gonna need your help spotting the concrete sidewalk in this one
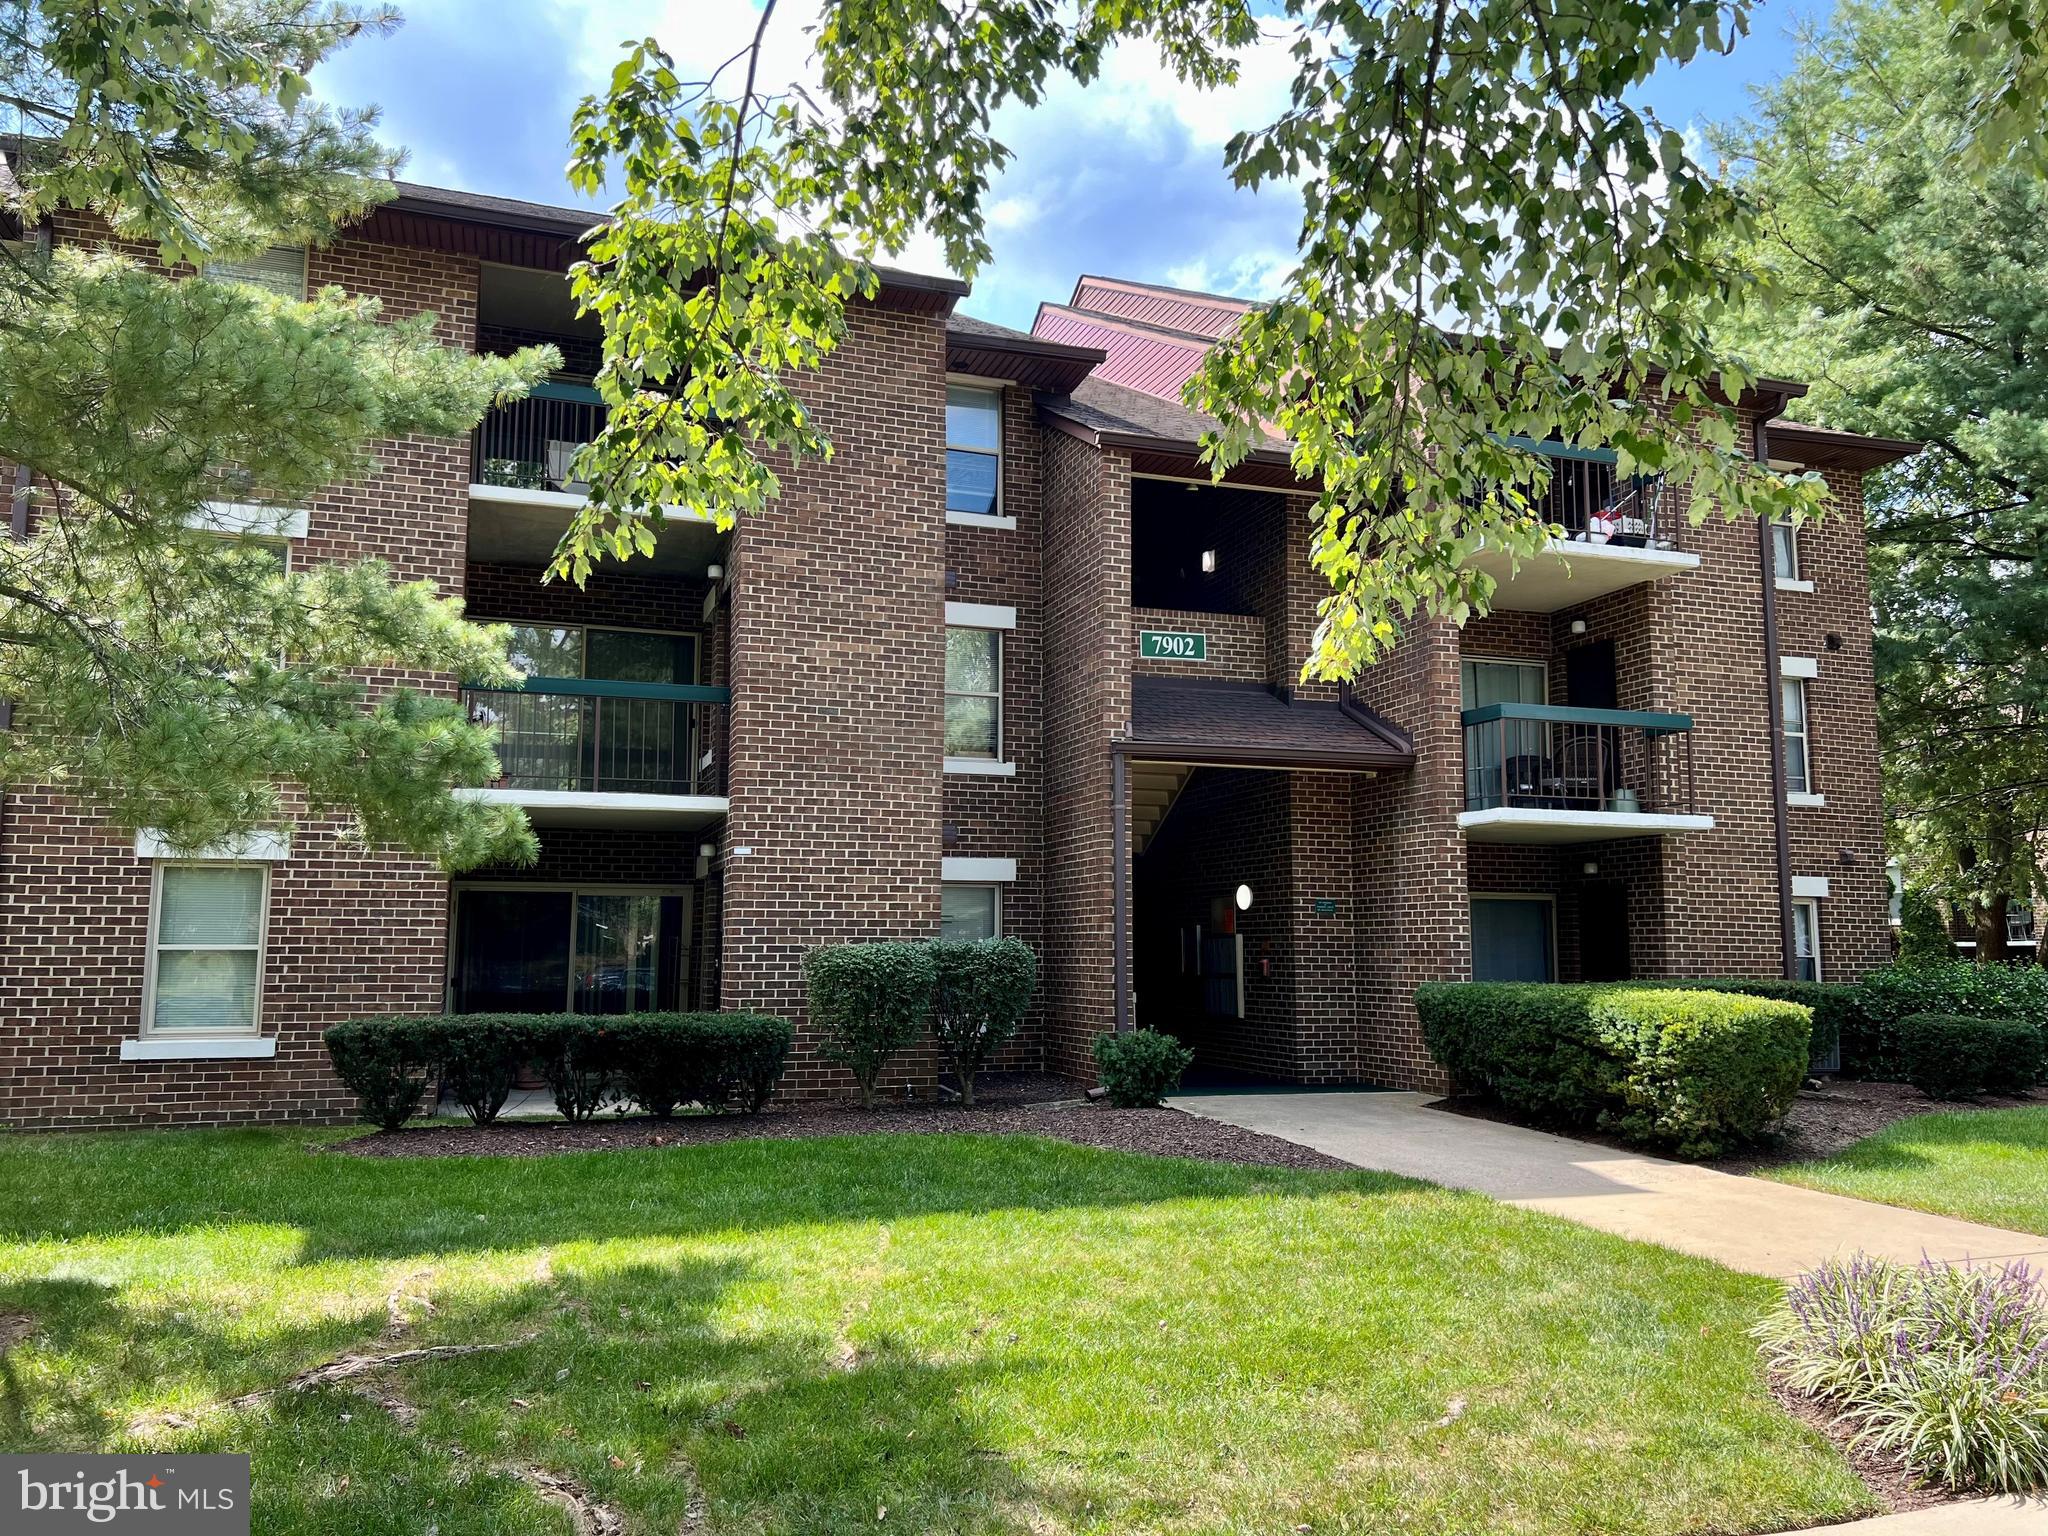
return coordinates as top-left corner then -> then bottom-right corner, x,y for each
1785,1496 -> 2048,1533
1169,1090 -> 2048,1279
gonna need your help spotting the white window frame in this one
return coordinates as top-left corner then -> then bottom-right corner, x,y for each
203,245 -> 309,300
945,383 -> 1006,526
1781,676 -> 1815,798
939,883 -> 1004,941
2007,906 -> 2038,947
1791,897 -> 1823,981
141,861 -> 272,1039
943,624 -> 1005,771
1770,520 -> 1812,591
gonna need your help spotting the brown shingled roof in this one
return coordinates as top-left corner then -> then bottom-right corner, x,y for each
1123,678 -> 1414,771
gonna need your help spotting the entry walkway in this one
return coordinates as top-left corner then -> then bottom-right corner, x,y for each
1170,1090 -> 2048,1280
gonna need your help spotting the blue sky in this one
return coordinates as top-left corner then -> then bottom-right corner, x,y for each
313,0 -> 1826,331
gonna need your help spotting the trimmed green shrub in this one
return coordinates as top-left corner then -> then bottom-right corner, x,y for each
930,938 -> 1038,1105
701,1012 -> 795,1113
1852,964 -> 2048,1080
1092,1029 -> 1195,1107
323,1015 -> 435,1129
530,1013 -> 617,1122
1589,988 -> 1811,1156
1984,1017 -> 2046,1095
1414,982 -> 1612,1127
1896,889 -> 1955,968
1897,1012 -> 2040,1099
419,1014 -> 540,1125
1623,977 -> 1859,1073
803,942 -> 936,1108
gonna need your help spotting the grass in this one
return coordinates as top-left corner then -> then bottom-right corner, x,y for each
1766,1105 -> 2048,1237
0,1127 -> 1873,1535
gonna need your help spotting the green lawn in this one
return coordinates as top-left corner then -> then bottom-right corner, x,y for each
0,1128 -> 1871,1535
1766,1104 -> 2048,1236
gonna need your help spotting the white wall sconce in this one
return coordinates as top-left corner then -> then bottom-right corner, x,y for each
696,841 -> 718,879
1235,883 -> 1254,912
1570,619 -> 1588,635
1582,860 -> 1600,876
1201,549 -> 1218,574
706,563 -> 724,581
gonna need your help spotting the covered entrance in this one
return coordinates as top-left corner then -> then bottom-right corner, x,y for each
1116,676 -> 1414,1083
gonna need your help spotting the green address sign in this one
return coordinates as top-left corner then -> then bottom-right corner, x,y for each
1138,629 -> 1207,662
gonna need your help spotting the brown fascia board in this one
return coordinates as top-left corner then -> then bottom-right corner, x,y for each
947,328 -> 1104,392
1036,402 -> 1295,467
1766,421 -> 1923,472
1113,736 -> 1414,772
380,182 -> 969,311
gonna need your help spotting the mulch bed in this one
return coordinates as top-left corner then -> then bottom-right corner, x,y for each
1431,1078 -> 2040,1175
328,1073 -> 1351,1171
1766,1378 -> 1951,1515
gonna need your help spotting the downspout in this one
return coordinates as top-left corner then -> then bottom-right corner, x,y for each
1755,403 -> 1798,978
1111,748 -> 1132,1032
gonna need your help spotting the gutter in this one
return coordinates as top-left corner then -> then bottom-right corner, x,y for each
1755,398 -> 1799,978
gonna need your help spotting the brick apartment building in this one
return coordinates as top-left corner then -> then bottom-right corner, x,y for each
0,184 -> 1917,1127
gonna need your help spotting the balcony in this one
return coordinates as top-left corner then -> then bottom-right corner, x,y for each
1463,438 -> 1700,611
472,380 -> 606,498
1458,702 -> 1713,843
457,676 -> 731,829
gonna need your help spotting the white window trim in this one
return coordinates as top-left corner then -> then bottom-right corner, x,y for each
1775,577 -> 1816,595
941,857 -> 1017,882
135,829 -> 292,861
1792,897 -> 1824,981
946,383 -> 1004,520
121,1036 -> 278,1062
947,510 -> 1018,532
141,861 -> 271,1041
1780,655 -> 1820,680
1791,875 -> 1832,899
1787,791 -> 1827,808
191,501 -> 310,540
944,623 -> 1006,771
944,602 -> 1016,630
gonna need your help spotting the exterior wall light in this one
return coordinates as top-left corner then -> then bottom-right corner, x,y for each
1235,883 -> 1253,912
1201,549 -> 1218,574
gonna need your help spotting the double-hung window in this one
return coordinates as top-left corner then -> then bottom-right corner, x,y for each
945,627 -> 1002,760
940,884 -> 1002,942
1791,898 -> 1823,981
1781,678 -> 1813,796
946,385 -> 1002,517
145,863 -> 269,1036
203,246 -> 308,299
1771,520 -> 1800,583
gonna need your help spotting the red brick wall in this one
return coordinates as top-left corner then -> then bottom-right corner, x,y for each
717,302 -> 949,1096
1040,432 -> 1133,1077
0,234 -> 480,1129
944,383 -> 1046,1070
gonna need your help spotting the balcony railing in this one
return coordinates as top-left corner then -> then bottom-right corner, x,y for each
1494,435 -> 1674,549
471,380 -> 607,494
463,676 -> 730,797
1462,702 -> 1697,816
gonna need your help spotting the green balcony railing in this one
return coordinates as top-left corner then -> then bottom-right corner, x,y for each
471,379 -> 607,493
1461,702 -> 1697,815
463,676 -> 730,797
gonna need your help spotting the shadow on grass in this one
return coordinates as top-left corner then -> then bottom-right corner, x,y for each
3,1250 -> 1078,1535
0,1126 -> 1404,1265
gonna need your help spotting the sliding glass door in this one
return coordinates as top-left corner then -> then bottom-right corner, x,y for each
451,886 -> 689,1014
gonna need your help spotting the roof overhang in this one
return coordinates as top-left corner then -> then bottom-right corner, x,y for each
948,329 -> 1104,392
1765,421 -> 1923,472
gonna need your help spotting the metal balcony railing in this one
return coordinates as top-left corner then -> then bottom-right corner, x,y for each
1493,435 -> 1674,549
1461,702 -> 1697,815
463,677 -> 730,797
470,380 -> 607,494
